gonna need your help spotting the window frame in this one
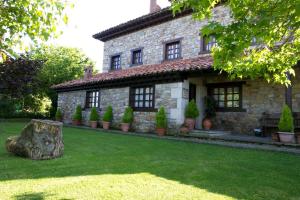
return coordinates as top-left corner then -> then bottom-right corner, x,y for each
110,54 -> 121,71
206,82 -> 246,112
163,38 -> 183,61
129,85 -> 156,112
200,34 -> 217,54
131,48 -> 143,66
85,90 -> 101,109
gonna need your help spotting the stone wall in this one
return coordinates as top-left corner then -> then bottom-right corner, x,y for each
102,5 -> 231,72
57,82 -> 186,134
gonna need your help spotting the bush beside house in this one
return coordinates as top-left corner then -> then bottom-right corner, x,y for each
102,105 -> 113,130
121,107 -> 134,132
184,100 -> 199,130
72,105 -> 82,126
89,107 -> 100,128
156,106 -> 167,136
278,104 -> 295,143
55,108 -> 63,121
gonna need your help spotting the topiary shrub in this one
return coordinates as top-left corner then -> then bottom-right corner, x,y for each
72,105 -> 82,121
89,107 -> 99,121
185,100 -> 199,119
55,108 -> 62,120
103,105 -> 113,122
122,107 -> 134,123
156,106 -> 167,129
278,104 -> 294,133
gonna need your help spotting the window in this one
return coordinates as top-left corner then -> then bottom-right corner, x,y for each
130,86 -> 155,111
202,35 -> 217,52
131,49 -> 143,65
207,83 -> 244,111
111,55 -> 121,70
165,41 -> 181,60
86,91 -> 100,108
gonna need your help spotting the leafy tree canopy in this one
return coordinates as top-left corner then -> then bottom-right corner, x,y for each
0,0 -> 71,60
171,0 -> 300,85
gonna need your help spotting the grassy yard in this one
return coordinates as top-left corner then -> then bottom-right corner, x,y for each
0,122 -> 300,200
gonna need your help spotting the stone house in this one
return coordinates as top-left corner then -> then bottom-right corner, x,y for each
53,0 -> 300,134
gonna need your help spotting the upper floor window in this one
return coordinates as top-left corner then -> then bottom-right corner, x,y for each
131,49 -> 143,65
202,35 -> 217,52
165,41 -> 181,60
86,91 -> 100,108
111,55 -> 121,70
129,85 -> 155,111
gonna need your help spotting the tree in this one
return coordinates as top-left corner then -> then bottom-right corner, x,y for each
171,0 -> 300,85
0,0 -> 70,60
29,45 -> 95,116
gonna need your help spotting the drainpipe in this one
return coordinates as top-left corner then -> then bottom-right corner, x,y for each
285,72 -> 292,111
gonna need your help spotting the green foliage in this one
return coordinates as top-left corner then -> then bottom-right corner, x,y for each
122,107 -> 134,123
103,106 -> 113,122
29,45 -> 95,117
185,100 -> 199,119
89,107 -> 100,121
156,107 -> 167,129
204,96 -> 217,118
0,0 -> 71,60
55,108 -> 62,120
72,105 -> 82,121
278,104 -> 294,133
171,0 -> 300,85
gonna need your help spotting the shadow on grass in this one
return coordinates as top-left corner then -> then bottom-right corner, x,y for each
14,192 -> 48,200
1,122 -> 300,200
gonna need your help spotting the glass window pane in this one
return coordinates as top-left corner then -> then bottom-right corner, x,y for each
213,88 -> 218,94
234,94 -> 239,100
227,87 -> 232,93
219,101 -> 224,107
219,88 -> 225,94
227,101 -> 233,107
145,101 -> 149,107
139,102 -> 143,107
233,101 -> 239,107
135,102 -> 139,107
234,87 -> 239,93
227,94 -> 232,100
213,95 -> 218,100
219,95 -> 225,101
139,94 -> 144,100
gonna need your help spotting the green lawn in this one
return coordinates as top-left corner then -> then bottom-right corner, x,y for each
0,122 -> 300,200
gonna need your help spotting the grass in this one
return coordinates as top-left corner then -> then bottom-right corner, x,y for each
0,122 -> 300,200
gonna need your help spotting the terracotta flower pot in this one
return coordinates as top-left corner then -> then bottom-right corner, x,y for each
271,132 -> 279,142
90,121 -> 98,129
102,121 -> 110,130
121,123 -> 130,132
72,120 -> 81,126
156,128 -> 166,136
202,118 -> 212,130
295,133 -> 300,144
278,132 -> 295,143
185,118 -> 195,131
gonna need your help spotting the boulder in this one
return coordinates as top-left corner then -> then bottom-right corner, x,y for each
6,119 -> 64,160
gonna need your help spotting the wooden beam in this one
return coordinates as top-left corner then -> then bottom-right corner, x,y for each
285,72 -> 293,110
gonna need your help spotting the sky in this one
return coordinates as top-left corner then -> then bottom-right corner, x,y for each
52,0 -> 171,71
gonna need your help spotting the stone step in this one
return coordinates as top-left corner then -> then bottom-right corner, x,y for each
190,129 -> 231,137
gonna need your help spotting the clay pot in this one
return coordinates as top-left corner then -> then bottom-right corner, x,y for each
90,121 -> 98,129
72,120 -> 81,126
202,118 -> 212,130
271,132 -> 279,142
295,133 -> 300,144
121,123 -> 130,132
278,132 -> 295,143
156,128 -> 166,136
185,118 -> 195,131
102,121 -> 110,130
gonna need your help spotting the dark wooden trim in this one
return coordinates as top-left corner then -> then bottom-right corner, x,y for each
206,81 -> 246,87
285,72 -> 292,110
129,85 -> 156,112
109,53 -> 122,71
130,47 -> 144,66
163,38 -> 183,61
85,90 -> 101,109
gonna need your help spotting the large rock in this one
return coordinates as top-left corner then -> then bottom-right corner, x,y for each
6,119 -> 64,160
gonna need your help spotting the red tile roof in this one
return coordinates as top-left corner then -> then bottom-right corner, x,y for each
52,56 -> 213,90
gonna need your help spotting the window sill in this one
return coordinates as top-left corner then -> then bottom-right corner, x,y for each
198,51 -> 211,55
130,63 -> 143,67
216,108 -> 247,113
132,108 -> 158,112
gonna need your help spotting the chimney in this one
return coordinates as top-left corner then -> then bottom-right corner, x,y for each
150,0 -> 161,13
84,66 -> 93,79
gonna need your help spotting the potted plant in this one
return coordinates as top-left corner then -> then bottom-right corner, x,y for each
278,104 -> 295,143
55,108 -> 63,122
203,96 -> 217,130
156,106 -> 167,136
89,107 -> 99,128
184,100 -> 199,130
102,105 -> 113,130
72,105 -> 82,126
121,107 -> 134,132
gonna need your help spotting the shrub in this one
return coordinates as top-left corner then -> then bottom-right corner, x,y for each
278,104 -> 294,133
122,107 -> 134,123
185,100 -> 199,119
55,108 -> 62,120
103,105 -> 113,122
204,96 -> 217,118
156,106 -> 167,129
89,107 -> 99,121
72,105 -> 82,121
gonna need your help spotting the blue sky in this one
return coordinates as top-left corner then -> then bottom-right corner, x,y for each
52,0 -> 170,71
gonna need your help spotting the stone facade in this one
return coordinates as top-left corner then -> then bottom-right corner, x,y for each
102,6 -> 231,72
